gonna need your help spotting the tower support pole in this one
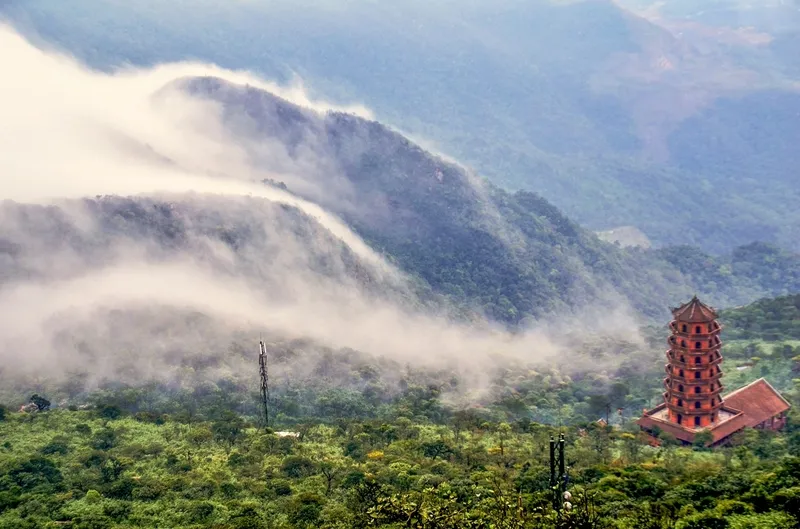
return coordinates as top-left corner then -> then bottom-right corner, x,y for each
259,341 -> 270,428
549,433 -> 569,512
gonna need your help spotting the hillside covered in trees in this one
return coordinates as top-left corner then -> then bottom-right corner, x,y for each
4,0 -> 800,253
1,16 -> 799,527
1,294 -> 799,528
172,76 -> 800,324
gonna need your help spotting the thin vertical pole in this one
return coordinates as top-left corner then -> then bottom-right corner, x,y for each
259,341 -> 270,428
549,437 -> 556,508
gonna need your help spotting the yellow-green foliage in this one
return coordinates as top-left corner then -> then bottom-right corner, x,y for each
1,408 -> 799,528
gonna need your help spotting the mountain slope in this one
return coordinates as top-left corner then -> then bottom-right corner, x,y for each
720,294 -> 800,342
3,0 -> 799,252
173,76 -> 800,322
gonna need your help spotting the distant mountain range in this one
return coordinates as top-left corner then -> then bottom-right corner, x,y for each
176,77 -> 800,323
3,0 -> 799,253
5,75 -> 796,329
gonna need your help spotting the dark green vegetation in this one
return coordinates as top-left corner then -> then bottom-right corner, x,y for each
4,75 -> 799,329
4,0 -> 800,251
721,295 -> 800,342
2,293 -> 800,528
1,408 -> 799,528
171,76 -> 800,325
655,243 -> 800,311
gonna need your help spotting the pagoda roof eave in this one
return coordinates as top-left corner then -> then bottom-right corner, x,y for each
672,295 -> 718,323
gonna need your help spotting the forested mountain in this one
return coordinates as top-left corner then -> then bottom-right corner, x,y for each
2,5 -> 800,526
3,0 -> 800,252
3,69 -> 799,434
720,294 -> 800,341
172,76 -> 800,323
2,72 -> 797,334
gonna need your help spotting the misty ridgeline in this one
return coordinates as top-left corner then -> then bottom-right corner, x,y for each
0,2 -> 799,527
0,23 -> 667,417
0,22 -> 796,424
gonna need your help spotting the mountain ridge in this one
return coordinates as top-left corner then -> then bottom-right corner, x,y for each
167,75 -> 800,323
4,0 -> 798,252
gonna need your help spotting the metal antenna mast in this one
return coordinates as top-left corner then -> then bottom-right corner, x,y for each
549,433 -> 569,512
258,340 -> 270,428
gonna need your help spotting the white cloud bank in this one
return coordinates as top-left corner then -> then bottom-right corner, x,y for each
0,23 -> 642,398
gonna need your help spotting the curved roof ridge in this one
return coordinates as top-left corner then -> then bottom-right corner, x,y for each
672,296 -> 718,322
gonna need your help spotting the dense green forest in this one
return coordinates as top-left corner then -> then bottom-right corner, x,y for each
2,8 -> 800,526
2,295 -> 799,528
178,76 -> 800,324
720,295 -> 800,342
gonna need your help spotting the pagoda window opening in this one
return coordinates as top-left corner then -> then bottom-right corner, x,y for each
679,369 -> 685,377
695,357 -> 701,364
694,386 -> 701,394
695,342 -> 702,349
677,399 -> 683,407
711,398 -> 716,406
680,355 -> 686,363
694,402 -> 701,409
694,417 -> 701,426
678,384 -> 684,392
677,414 -> 683,425
694,372 -> 701,379
712,413 -> 716,421
695,326 -> 702,333
681,340 -> 687,348
682,324 -> 688,332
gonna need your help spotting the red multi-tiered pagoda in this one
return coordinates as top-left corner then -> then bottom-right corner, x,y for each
638,296 -> 791,446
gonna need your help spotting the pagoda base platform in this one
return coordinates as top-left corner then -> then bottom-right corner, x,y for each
637,378 -> 791,446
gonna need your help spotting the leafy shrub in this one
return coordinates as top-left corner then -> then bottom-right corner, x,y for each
102,501 -> 132,521
188,501 -> 215,523
90,429 -> 117,451
281,456 -> 316,478
8,457 -> 63,491
269,479 -> 292,497
287,493 -> 325,527
104,478 -> 135,500
41,438 -> 70,456
97,404 -> 122,420
75,424 -> 92,436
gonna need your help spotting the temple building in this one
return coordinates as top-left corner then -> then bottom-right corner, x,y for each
637,296 -> 791,446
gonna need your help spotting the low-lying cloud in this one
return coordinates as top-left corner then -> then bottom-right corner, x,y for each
0,22 -> 644,403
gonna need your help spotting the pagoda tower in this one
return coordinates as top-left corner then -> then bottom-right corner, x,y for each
639,296 -> 790,446
663,296 -> 724,429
